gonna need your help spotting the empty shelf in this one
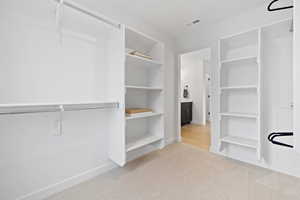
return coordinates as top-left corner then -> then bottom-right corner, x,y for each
0,101 -> 119,115
126,85 -> 163,91
126,134 -> 163,152
126,53 -> 162,68
126,112 -> 163,120
220,112 -> 258,119
220,85 -> 258,90
221,136 -> 258,149
221,56 -> 258,65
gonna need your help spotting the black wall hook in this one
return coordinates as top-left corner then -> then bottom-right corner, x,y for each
268,132 -> 294,148
268,0 -> 293,12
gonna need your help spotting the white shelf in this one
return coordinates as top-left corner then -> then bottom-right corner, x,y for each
221,56 -> 258,65
126,85 -> 163,91
220,112 -> 258,119
221,136 -> 258,149
126,134 -> 163,152
0,101 -> 119,115
220,85 -> 258,91
126,112 -> 163,120
126,53 -> 162,68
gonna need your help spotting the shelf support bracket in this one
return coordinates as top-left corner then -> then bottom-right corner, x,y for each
58,105 -> 64,135
55,0 -> 64,44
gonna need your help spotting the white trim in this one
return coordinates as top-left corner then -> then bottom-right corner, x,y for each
53,0 -> 121,29
125,26 -> 162,44
17,161 -> 117,200
220,18 -> 292,40
211,147 -> 300,179
177,55 -> 182,142
165,136 -> 179,145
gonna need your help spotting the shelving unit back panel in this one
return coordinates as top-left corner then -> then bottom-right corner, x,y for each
0,2 -> 123,104
221,117 -> 258,140
126,117 -> 163,143
125,90 -> 163,113
221,90 -> 258,114
261,21 -> 293,111
221,60 -> 258,87
125,65 -> 162,88
221,30 -> 259,61
125,28 -> 163,62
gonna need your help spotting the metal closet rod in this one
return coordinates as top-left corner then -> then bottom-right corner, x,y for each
0,103 -> 119,115
53,0 -> 121,29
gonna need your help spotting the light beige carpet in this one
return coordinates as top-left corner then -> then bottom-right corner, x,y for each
46,143 -> 300,200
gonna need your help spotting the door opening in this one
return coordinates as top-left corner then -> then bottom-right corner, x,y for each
177,48 -> 212,151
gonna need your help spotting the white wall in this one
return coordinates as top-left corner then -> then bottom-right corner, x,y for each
0,0 -> 177,199
176,2 -> 300,178
181,54 -> 204,125
295,0 -> 300,154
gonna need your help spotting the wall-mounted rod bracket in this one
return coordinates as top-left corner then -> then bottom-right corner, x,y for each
55,0 -> 64,44
58,105 -> 64,135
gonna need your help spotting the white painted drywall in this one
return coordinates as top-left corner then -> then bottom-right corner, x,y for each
176,2 -> 300,178
295,0 -> 300,154
181,54 -> 204,125
0,0 -> 177,199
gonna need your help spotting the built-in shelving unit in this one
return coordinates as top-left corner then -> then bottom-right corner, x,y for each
124,27 -> 165,162
219,28 -> 261,160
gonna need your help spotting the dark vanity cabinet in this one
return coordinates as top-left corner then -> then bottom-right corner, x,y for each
181,102 -> 192,126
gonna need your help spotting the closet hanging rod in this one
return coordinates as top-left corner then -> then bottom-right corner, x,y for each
53,0 -> 121,29
0,102 -> 119,115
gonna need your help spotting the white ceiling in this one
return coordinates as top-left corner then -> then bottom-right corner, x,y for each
77,0 -> 265,38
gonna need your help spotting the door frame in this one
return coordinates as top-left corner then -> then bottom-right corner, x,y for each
176,48 -> 212,142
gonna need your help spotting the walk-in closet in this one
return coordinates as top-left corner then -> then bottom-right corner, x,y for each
1,0 -> 300,200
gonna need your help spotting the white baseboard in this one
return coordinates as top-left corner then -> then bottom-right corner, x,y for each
210,145 -> 300,178
17,161 -> 118,200
165,137 -> 178,145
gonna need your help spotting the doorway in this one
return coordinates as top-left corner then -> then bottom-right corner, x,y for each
178,49 -> 212,151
